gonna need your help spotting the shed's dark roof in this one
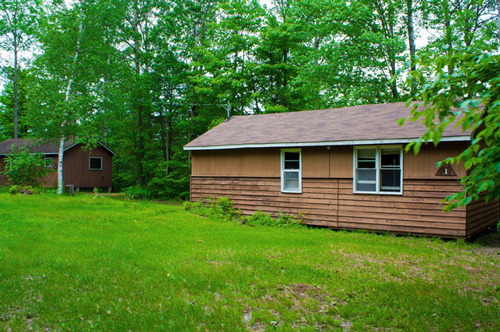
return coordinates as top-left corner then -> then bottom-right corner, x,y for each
0,139 -> 73,155
0,139 -> 117,156
184,102 -> 471,150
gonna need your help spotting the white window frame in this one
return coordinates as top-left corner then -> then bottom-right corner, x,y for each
44,157 -> 52,168
353,145 -> 403,195
281,148 -> 302,193
89,157 -> 103,171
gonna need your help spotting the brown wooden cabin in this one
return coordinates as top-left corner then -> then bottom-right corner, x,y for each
184,102 -> 499,239
0,139 -> 116,191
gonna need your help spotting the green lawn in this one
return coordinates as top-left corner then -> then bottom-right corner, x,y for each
0,194 -> 499,331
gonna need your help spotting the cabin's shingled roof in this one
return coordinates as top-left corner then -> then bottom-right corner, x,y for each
0,139 -> 76,155
0,139 -> 117,156
184,102 -> 471,150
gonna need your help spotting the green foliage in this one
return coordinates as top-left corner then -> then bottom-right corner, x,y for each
419,0 -> 498,56
0,68 -> 31,140
275,212 -> 304,228
125,186 -> 155,200
208,117 -> 225,130
184,196 -> 242,222
7,185 -> 19,195
185,196 -> 304,228
0,0 -> 498,200
404,51 -> 500,210
8,184 -> 42,195
2,144 -> 48,186
244,210 -> 304,228
243,210 -> 276,226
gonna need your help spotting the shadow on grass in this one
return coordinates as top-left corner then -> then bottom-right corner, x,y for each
473,229 -> 500,254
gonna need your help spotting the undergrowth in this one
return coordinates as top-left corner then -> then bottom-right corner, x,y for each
7,185 -> 44,195
184,196 -> 304,228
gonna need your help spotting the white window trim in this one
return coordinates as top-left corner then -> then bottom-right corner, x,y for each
281,148 -> 302,193
89,157 -> 103,171
44,157 -> 52,168
353,145 -> 403,195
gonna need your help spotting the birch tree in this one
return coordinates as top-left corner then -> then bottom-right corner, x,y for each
56,13 -> 82,195
27,0 -> 113,194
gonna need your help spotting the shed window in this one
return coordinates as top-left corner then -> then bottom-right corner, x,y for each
89,157 -> 102,170
354,146 -> 402,194
281,149 -> 301,193
44,158 -> 52,168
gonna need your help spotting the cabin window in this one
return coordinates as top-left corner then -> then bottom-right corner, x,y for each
281,149 -> 301,193
354,146 -> 402,194
89,157 -> 103,170
44,158 -> 52,168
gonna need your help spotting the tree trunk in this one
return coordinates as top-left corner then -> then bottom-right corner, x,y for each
389,22 -> 398,99
57,123 -> 66,195
282,48 -> 288,106
13,32 -> 18,139
188,4 -> 202,160
443,6 -> 454,73
57,6 -> 82,194
406,0 -> 417,96
133,2 -> 146,187
165,114 -> 171,176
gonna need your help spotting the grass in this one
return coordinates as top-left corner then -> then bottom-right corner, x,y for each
0,193 -> 499,331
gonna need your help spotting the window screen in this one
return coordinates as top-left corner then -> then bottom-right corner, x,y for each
380,148 -> 401,192
281,150 -> 301,192
354,147 -> 402,194
89,157 -> 102,170
356,149 -> 376,192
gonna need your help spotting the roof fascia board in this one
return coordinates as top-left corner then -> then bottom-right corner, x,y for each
184,136 -> 471,151
97,140 -> 118,156
63,142 -> 80,151
63,140 -> 117,156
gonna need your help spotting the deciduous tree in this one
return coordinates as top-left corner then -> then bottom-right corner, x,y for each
403,51 -> 500,209
0,0 -> 40,139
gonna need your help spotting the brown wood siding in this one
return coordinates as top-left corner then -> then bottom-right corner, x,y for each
329,146 -> 353,178
192,148 -> 280,177
466,195 -> 499,237
302,147 -> 330,178
0,145 -> 113,188
192,142 -> 466,180
404,141 -> 468,179
63,145 -> 113,188
191,146 -> 353,178
0,156 -> 6,186
188,142 -> 491,238
191,176 -> 467,238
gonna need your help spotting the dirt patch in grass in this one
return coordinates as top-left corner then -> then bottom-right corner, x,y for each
473,231 -> 500,255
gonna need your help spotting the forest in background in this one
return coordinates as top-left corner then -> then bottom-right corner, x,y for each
0,0 -> 499,199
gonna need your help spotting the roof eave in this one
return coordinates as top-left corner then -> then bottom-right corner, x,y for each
63,140 -> 117,156
183,136 -> 471,151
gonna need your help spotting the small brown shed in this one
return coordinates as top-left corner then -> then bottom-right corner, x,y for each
184,102 -> 499,239
0,139 -> 116,191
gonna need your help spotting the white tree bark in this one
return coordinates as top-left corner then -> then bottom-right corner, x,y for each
57,6 -> 83,194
